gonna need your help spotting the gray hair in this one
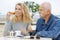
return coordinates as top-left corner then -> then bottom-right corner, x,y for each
41,2 -> 51,11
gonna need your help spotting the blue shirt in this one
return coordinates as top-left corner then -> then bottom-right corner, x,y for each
32,14 -> 60,40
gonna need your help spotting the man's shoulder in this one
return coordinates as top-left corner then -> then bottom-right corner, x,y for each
52,18 -> 60,27
52,14 -> 60,20
55,19 -> 60,23
51,14 -> 60,21
52,14 -> 59,19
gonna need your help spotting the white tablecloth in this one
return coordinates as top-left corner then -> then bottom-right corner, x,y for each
0,37 -> 52,40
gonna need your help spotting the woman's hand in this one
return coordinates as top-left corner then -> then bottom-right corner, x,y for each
6,12 -> 11,21
21,28 -> 27,35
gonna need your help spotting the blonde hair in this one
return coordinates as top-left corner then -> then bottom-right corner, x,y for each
12,3 -> 32,23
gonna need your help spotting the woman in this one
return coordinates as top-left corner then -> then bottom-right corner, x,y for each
4,3 -> 32,36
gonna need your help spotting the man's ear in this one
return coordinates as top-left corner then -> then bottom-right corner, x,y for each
47,10 -> 50,14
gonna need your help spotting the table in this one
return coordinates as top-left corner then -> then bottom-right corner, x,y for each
0,36 -> 52,40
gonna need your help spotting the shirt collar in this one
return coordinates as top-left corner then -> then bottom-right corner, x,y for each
40,14 -> 54,25
46,14 -> 54,25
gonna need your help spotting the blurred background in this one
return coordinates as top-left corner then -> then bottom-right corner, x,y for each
0,0 -> 60,36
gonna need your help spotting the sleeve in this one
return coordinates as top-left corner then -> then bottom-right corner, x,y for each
3,21 -> 12,36
30,19 -> 40,36
36,19 -> 60,38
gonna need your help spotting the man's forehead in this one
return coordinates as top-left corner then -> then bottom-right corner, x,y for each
39,5 -> 45,9
39,2 -> 51,10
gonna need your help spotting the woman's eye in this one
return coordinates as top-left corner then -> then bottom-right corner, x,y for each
18,9 -> 21,10
15,8 -> 21,10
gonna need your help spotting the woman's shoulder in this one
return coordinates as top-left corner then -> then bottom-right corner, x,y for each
5,20 -> 13,24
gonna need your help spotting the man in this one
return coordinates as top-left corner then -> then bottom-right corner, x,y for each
29,2 -> 60,40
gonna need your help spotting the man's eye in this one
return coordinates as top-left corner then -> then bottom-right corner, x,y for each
15,8 -> 17,10
40,9 -> 43,11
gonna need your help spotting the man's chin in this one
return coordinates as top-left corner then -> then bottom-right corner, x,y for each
40,16 -> 45,19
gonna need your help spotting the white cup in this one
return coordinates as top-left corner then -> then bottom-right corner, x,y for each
15,31 -> 21,37
31,25 -> 36,30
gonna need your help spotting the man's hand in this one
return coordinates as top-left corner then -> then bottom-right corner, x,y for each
28,25 -> 33,32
